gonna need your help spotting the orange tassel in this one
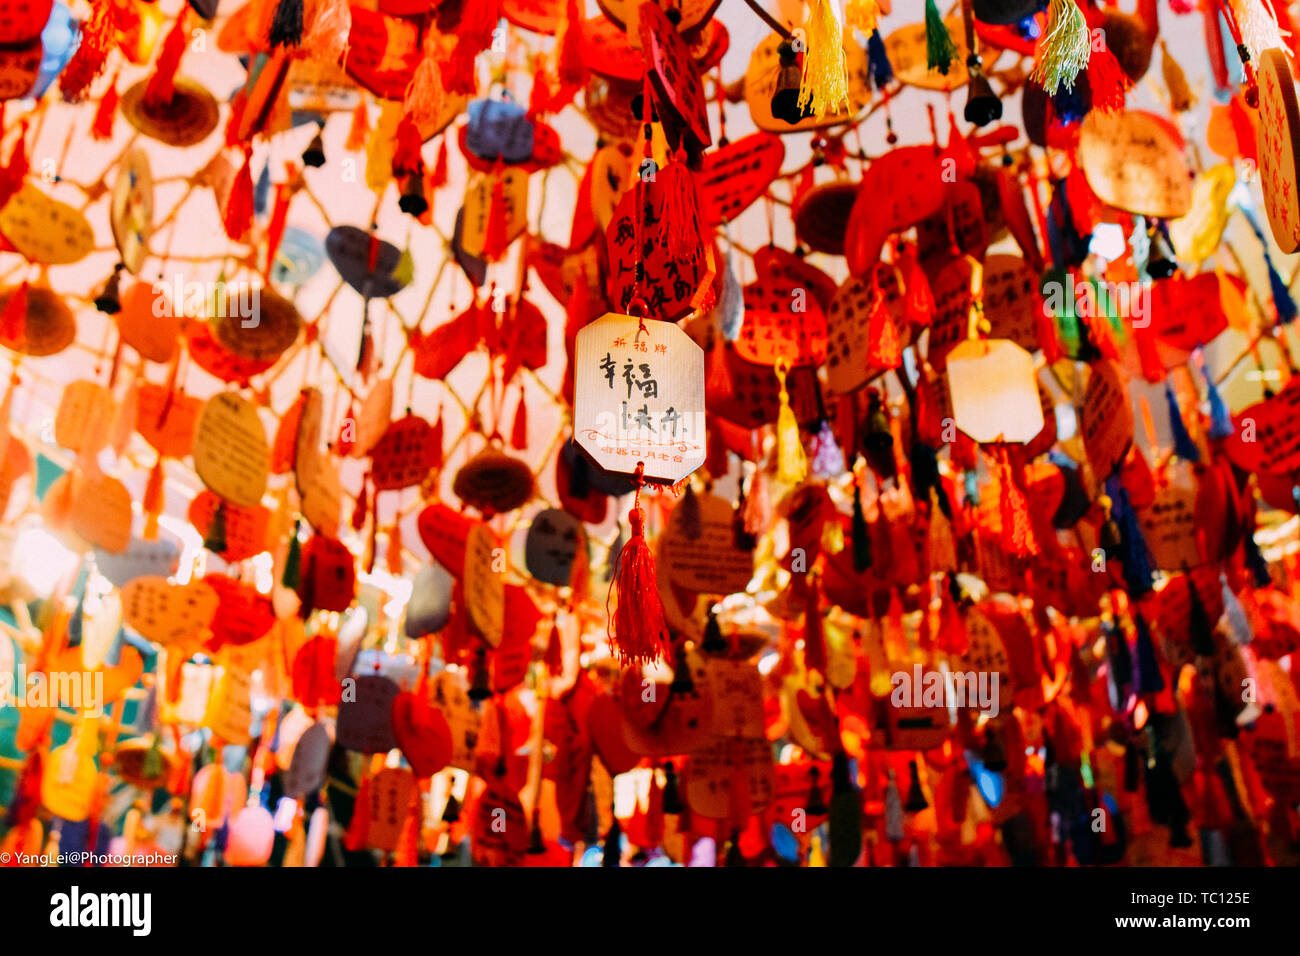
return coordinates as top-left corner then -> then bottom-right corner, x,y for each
607,496 -> 670,667
510,384 -> 527,450
92,73 -> 119,140
404,36 -> 446,132
143,10 -> 190,108
223,146 -> 255,241
0,281 -> 28,349
143,458 -> 165,540
345,98 -> 370,151
386,522 -> 403,575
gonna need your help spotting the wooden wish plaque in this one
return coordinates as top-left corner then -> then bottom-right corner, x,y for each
661,491 -> 753,595
1078,110 -> 1193,220
573,313 -> 706,484
1080,360 -> 1136,481
1257,47 -> 1300,253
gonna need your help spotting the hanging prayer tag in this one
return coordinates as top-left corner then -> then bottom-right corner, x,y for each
573,312 -> 706,484
1256,48 -> 1300,253
1077,110 -> 1193,219
638,0 -> 712,149
110,148 -> 154,275
946,340 -> 1044,443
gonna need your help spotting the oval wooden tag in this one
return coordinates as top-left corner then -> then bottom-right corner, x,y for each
194,391 -> 269,508
0,184 -> 95,265
122,576 -> 219,646
1078,109 -> 1192,219
662,491 -> 753,595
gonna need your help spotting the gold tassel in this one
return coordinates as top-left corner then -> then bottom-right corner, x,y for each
1031,0 -> 1091,95
775,362 -> 807,486
844,0 -> 881,34
798,0 -> 851,119
1160,40 -> 1195,112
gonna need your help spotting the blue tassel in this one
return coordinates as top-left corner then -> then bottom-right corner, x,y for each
1165,380 -> 1200,462
255,161 -> 271,217
1106,621 -> 1133,691
1204,371 -> 1234,439
1243,524 -> 1271,587
1015,12 -> 1042,41
964,469 -> 980,508
1106,474 -> 1155,595
867,30 -> 894,90
1050,83 -> 1088,125
1266,256 -> 1298,325
1133,614 -> 1165,693
1049,182 -> 1091,270
1220,574 -> 1253,646
1242,205 -> 1298,325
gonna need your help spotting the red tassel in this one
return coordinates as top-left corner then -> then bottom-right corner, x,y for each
392,116 -> 424,177
352,473 -> 370,532
659,150 -> 701,260
545,618 -> 564,671
996,446 -> 1038,557
143,457 -> 165,539
1086,46 -> 1130,113
443,0 -> 500,94
1132,321 -> 1166,383
264,181 -> 291,279
429,138 -> 449,190
803,584 -> 827,675
1036,302 -> 1063,364
91,74 -> 119,140
557,0 -> 588,90
510,384 -> 527,450
343,770 -> 371,851
429,406 -> 444,470
224,90 -> 248,147
393,786 -> 422,866
0,118 -> 30,209
223,146 -> 255,241
345,98 -> 369,151
867,298 -> 902,369
143,10 -> 190,108
1,282 -> 28,350
59,0 -> 117,102
606,500 -> 670,667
